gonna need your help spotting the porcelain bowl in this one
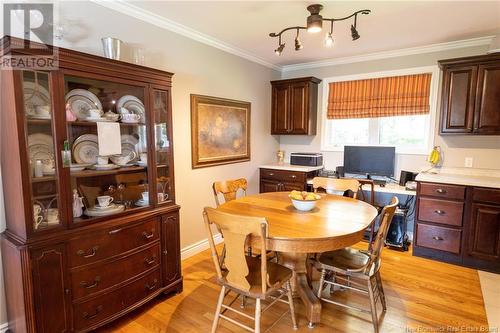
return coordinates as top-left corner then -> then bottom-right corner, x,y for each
290,198 -> 318,212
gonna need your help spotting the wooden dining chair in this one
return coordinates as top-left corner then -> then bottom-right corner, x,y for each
312,177 -> 360,199
203,207 -> 298,333
314,197 -> 399,333
212,178 -> 248,207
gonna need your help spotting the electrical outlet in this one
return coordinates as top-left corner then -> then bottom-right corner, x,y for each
465,157 -> 473,168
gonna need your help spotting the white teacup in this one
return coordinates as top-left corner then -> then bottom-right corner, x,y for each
33,204 -> 42,216
97,195 -> 113,207
139,153 -> 147,163
112,151 -> 136,166
141,192 -> 149,202
35,105 -> 51,116
122,113 -> 140,122
33,214 -> 44,229
46,208 -> 59,224
42,159 -> 55,173
157,193 -> 165,202
97,156 -> 109,165
88,109 -> 103,119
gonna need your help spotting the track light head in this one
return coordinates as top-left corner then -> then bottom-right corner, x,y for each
295,37 -> 303,51
324,32 -> 334,48
274,43 -> 285,55
306,4 -> 323,33
351,25 -> 360,41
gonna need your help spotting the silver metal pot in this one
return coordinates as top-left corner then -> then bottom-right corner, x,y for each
101,37 -> 123,60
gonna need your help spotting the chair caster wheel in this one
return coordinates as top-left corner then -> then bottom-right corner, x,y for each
308,322 -> 315,328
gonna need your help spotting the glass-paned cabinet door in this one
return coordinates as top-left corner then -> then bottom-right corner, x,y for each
153,89 -> 173,204
22,70 -> 62,232
63,74 -> 150,224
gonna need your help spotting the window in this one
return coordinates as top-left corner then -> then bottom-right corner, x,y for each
324,114 -> 430,153
322,67 -> 438,154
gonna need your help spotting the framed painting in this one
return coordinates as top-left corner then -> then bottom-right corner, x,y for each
190,94 -> 251,169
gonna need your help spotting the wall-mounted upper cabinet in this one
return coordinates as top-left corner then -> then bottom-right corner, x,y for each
439,53 -> 500,135
270,77 -> 321,135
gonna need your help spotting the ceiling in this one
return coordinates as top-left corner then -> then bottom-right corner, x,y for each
113,1 -> 500,68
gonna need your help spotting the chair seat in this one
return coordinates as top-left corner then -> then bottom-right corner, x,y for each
219,255 -> 293,297
317,247 -> 370,274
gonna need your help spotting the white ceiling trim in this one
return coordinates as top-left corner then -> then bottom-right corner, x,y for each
90,0 -> 281,71
90,1 -> 494,73
281,36 -> 494,72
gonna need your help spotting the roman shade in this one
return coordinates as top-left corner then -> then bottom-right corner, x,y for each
327,73 -> 432,119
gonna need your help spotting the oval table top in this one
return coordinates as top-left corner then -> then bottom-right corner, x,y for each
217,192 -> 379,253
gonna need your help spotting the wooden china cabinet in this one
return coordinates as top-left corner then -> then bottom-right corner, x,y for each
0,36 -> 182,332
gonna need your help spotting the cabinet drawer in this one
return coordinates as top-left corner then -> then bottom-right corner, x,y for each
68,219 -> 159,268
473,187 -> 500,205
419,182 -> 465,200
71,243 -> 160,300
73,269 -> 160,331
416,223 -> 461,254
260,168 -> 305,183
418,198 -> 464,227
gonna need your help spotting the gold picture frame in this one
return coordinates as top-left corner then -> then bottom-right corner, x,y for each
190,94 -> 251,169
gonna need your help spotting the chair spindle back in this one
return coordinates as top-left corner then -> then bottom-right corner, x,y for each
212,178 -> 248,207
312,177 -> 360,199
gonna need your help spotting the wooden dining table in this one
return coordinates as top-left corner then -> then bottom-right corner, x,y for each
216,191 -> 379,327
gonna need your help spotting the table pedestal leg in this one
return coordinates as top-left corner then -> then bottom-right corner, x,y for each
278,252 -> 321,327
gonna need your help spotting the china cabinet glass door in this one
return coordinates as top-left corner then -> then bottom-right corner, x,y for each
22,70 -> 62,232
152,88 -> 173,204
63,74 -> 151,224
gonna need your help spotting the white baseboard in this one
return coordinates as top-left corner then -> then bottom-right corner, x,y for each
0,322 -> 8,333
181,233 -> 223,260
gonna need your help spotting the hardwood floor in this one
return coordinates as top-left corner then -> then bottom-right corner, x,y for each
97,244 -> 489,333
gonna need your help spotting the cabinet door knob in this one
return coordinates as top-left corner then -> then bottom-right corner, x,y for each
432,236 -> 444,241
77,246 -> 98,258
435,188 -> 446,194
290,175 -> 296,179
434,210 -> 445,215
268,173 -> 274,176
108,228 -> 122,235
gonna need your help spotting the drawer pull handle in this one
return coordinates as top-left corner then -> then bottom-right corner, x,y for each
83,305 -> 103,320
290,175 -> 297,179
108,228 -> 122,235
144,256 -> 156,266
435,189 -> 447,194
80,276 -> 101,289
434,210 -> 445,215
77,246 -> 98,258
268,173 -> 274,176
145,279 -> 158,291
432,236 -> 444,241
142,231 -> 155,240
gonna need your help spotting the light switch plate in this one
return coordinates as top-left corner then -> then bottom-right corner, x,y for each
465,157 -> 473,168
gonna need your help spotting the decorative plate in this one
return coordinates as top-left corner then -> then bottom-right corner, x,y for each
117,95 -> 145,124
84,204 -> 125,217
27,134 -> 54,163
73,134 -> 98,147
73,140 -> 99,164
23,82 -> 50,117
65,89 -> 103,120
91,164 -> 120,171
135,199 -> 149,207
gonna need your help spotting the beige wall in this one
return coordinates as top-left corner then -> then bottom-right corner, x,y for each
0,1 -> 279,326
279,45 -> 500,173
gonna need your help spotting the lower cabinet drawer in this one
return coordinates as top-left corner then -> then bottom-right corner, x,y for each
71,243 -> 160,300
73,269 -> 161,331
418,197 -> 464,227
416,223 -> 462,254
260,168 -> 306,183
68,219 -> 159,268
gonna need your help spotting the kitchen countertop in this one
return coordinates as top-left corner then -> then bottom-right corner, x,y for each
259,163 -> 324,173
415,167 -> 500,189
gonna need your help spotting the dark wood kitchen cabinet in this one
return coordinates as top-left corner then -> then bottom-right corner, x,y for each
1,36 -> 182,333
439,53 -> 500,135
414,182 -> 500,272
259,168 -> 321,193
271,77 -> 321,135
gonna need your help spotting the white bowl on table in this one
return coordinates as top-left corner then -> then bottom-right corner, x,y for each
290,198 -> 318,211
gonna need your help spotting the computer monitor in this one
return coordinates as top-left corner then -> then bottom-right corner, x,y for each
343,146 -> 395,178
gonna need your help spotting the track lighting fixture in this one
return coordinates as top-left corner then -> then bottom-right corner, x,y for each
294,29 -> 303,51
274,35 -> 285,55
269,4 -> 370,55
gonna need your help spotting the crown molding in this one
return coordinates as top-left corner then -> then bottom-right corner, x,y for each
90,0 -> 281,71
281,36 -> 494,72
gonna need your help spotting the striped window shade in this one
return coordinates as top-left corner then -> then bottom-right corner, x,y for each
327,73 -> 432,119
